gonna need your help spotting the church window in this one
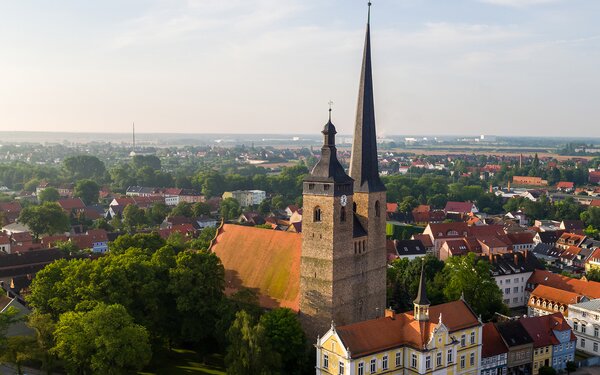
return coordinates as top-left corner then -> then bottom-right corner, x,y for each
353,202 -> 357,213
314,207 -> 322,222
363,240 -> 367,252
341,207 -> 346,222
375,201 -> 381,217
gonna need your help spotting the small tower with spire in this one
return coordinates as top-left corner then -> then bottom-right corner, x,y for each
414,262 -> 430,321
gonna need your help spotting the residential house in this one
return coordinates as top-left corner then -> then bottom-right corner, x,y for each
422,222 -> 470,257
585,248 -> 600,271
439,238 -> 482,261
57,198 -> 86,215
567,299 -> 600,356
315,268 -> 482,375
479,236 -> 511,256
285,205 -> 300,218
531,243 -> 563,265
589,171 -> 600,185
504,212 -> 529,227
496,320 -> 533,375
481,323 -> 508,375
412,205 -> 445,226
533,231 -> 564,247
412,234 -> 434,254
527,285 -> 584,317
445,201 -> 479,216
519,313 -> 576,373
386,239 -> 428,262
556,233 -> 586,250
0,235 -> 10,254
222,190 -> 266,208
507,233 -> 536,252
0,202 -> 22,224
71,229 -> 109,253
239,212 -> 265,226
57,183 -> 74,197
556,182 -> 575,193
560,220 -> 585,234
485,251 -> 544,309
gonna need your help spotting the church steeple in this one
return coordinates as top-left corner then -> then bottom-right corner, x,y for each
349,2 -> 385,193
305,110 -> 353,187
414,262 -> 430,321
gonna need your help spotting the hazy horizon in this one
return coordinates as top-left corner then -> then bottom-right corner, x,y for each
1,0 -> 599,137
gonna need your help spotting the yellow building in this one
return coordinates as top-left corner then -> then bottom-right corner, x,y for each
315,267 -> 482,375
531,345 -> 552,375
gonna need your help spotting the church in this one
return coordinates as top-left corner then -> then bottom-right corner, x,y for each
209,3 -> 387,337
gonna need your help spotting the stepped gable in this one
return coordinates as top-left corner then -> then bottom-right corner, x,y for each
210,224 -> 301,310
335,300 -> 479,357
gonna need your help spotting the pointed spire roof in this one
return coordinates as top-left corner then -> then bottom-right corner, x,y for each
414,263 -> 430,306
305,111 -> 353,185
349,2 -> 386,193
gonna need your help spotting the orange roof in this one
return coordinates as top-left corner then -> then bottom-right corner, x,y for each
387,203 -> 398,213
556,182 -> 575,189
528,269 -> 600,299
529,284 -> 581,306
210,224 -> 301,310
336,300 -> 480,358
591,200 -> 600,207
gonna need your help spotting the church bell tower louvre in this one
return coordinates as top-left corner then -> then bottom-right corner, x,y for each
299,2 -> 387,337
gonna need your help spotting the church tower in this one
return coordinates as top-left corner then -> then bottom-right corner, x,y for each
414,263 -> 430,321
300,3 -> 387,336
348,2 -> 388,323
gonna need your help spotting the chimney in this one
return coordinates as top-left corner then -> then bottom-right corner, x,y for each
524,249 -> 528,260
385,307 -> 395,320
514,253 -> 519,266
489,252 -> 494,263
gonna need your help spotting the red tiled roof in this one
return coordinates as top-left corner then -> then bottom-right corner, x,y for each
507,232 -> 535,245
57,198 -> 86,211
387,203 -> 398,213
444,201 -> 474,214
529,285 -> 581,306
336,300 -> 480,358
519,313 -> 574,348
556,182 -> 575,189
591,200 -> 600,207
559,246 -> 581,260
210,224 -> 302,311
528,269 -> 600,299
413,205 -> 431,213
0,202 -> 22,213
0,235 -> 10,245
482,323 -> 508,358
427,222 -> 469,239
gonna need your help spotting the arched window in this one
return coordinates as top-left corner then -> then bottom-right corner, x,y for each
375,201 -> 381,217
314,207 -> 322,222
353,202 -> 357,213
340,207 -> 346,222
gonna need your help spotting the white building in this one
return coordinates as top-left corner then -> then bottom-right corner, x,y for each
566,299 -> 600,356
222,190 -> 266,208
486,252 -> 542,309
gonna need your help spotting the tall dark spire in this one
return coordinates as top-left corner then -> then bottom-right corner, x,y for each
349,2 -> 385,193
414,263 -> 430,306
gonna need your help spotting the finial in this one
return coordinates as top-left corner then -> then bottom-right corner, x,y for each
368,1 -> 372,24
331,320 -> 336,331
328,100 -> 334,122
439,313 -> 443,325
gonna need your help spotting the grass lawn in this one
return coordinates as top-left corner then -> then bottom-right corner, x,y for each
139,349 -> 226,375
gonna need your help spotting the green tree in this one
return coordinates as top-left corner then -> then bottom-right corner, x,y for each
74,179 -> 100,205
38,187 -> 60,203
271,195 -> 285,210
53,303 -> 151,375
23,178 -> 40,193
539,366 -> 557,375
586,268 -> 600,282
18,202 -> 70,239
0,336 -> 37,375
443,253 -> 507,321
192,202 -> 211,217
27,311 -> 58,375
221,198 -> 242,221
148,202 -> 170,225
582,206 -> 600,229
260,308 -> 307,375
168,250 -> 225,344
63,155 -> 106,180
226,310 -> 281,375
171,202 -> 193,217
109,232 -> 166,255
132,155 -> 161,171
566,361 -> 577,375
399,196 -> 419,214
387,256 -> 446,311
187,227 -> 217,251
122,204 -> 147,232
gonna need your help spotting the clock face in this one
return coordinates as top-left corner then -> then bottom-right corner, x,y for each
340,195 -> 348,207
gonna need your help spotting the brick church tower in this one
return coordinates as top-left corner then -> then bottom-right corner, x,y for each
300,3 -> 387,337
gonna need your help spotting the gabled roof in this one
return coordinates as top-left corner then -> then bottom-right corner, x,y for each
484,251 -> 544,276
497,320 -> 533,347
444,201 -> 475,213
0,202 -> 21,213
336,300 -> 480,358
482,323 -> 508,358
519,313 -> 574,348
210,224 -> 301,310
57,198 -> 86,211
556,182 -> 575,189
591,200 -> 600,207
527,269 -> 600,299
412,234 -> 433,248
507,232 -> 535,245
537,231 -> 563,244
427,222 -> 469,239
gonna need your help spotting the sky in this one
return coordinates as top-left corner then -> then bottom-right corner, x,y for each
1,0 -> 599,137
